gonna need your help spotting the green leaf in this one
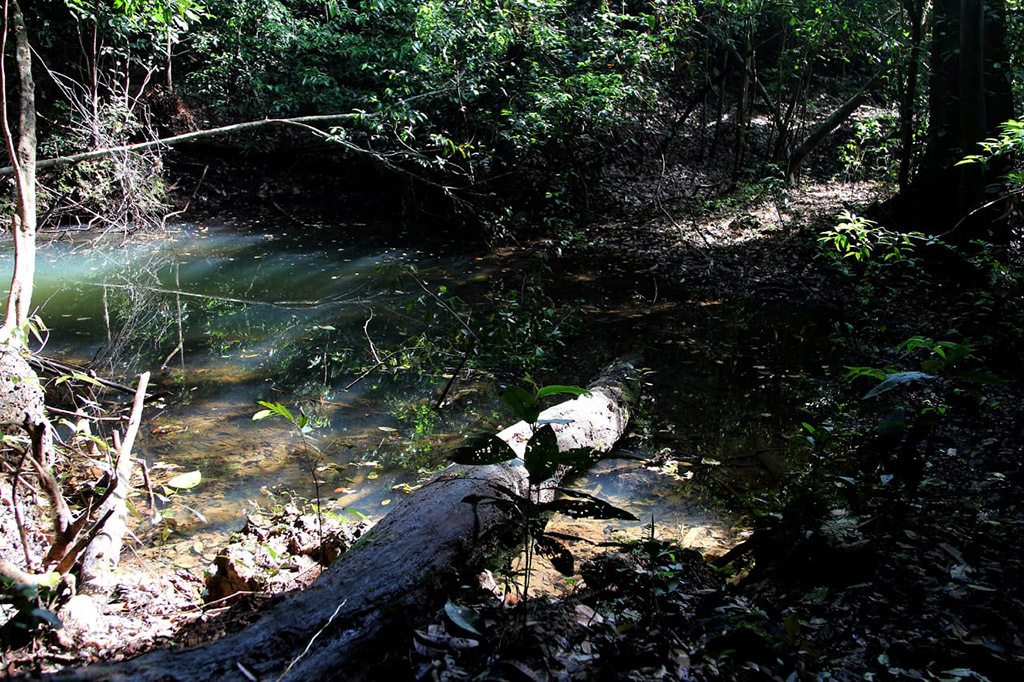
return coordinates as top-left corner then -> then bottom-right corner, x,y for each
255,400 -> 294,423
450,434 -> 516,466
30,608 -> 62,629
501,386 -> 540,424
524,425 -> 559,483
536,384 -> 591,399
166,470 -> 202,490
444,600 -> 483,636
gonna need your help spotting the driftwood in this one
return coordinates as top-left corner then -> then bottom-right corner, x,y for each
54,362 -> 637,681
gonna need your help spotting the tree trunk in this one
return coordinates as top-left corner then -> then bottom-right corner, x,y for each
897,0 -> 924,190
1,0 -> 37,336
882,0 -> 1016,245
958,0 -> 987,214
54,363 -> 637,681
732,18 -> 753,181
786,72 -> 884,180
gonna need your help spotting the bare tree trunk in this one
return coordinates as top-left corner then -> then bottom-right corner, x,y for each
958,0 -> 987,213
732,18 -> 753,181
898,0 -> 924,190
1,0 -> 37,336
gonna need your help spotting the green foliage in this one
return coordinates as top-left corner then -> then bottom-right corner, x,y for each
819,211 -> 928,264
839,110 -> 900,183
253,399 -> 330,563
452,381 -> 634,597
177,0 -> 702,210
958,119 -> 1024,178
0,579 -> 63,642
958,119 -> 1024,220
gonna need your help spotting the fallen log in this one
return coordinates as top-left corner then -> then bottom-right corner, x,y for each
53,361 -> 638,681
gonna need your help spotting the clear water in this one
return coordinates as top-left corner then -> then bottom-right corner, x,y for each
14,222 -> 503,569
4,222 -> 836,575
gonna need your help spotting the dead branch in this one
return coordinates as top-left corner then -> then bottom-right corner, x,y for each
78,371 -> 149,595
0,114 -> 359,177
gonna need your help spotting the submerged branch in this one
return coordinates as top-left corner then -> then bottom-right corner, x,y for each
88,281 -> 371,310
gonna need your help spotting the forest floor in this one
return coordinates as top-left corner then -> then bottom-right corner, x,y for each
391,168 -> 1024,679
3,141 -> 1023,679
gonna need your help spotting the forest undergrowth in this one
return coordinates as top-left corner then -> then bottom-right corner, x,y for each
4,127 -> 1023,679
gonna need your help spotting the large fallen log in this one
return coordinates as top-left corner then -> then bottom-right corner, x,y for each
54,362 -> 638,681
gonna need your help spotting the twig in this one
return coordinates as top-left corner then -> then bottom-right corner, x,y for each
132,456 -> 159,524
28,353 -> 152,397
45,405 -> 124,421
184,590 -> 257,612
342,349 -> 403,391
0,558 -> 57,587
10,447 -> 34,567
236,663 -> 258,682
0,113 -> 362,176
656,152 -> 712,251
89,281 -> 371,310
274,599 -> 347,682
436,342 -> 473,410
54,507 -> 115,575
362,309 -> 381,364
409,274 -> 479,341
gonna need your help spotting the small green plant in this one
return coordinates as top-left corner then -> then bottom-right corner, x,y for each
451,380 -> 635,597
819,211 -> 928,263
839,110 -> 900,182
0,578 -> 63,645
957,118 -> 1024,191
253,400 -> 329,565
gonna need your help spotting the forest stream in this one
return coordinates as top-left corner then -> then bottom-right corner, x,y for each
18,218 -> 837,583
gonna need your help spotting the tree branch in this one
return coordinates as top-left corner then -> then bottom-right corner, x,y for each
0,113 -> 359,177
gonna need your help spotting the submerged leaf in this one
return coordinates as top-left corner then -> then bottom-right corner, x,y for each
166,470 -> 202,490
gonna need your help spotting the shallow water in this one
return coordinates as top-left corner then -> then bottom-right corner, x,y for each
18,222 -> 502,568
5,222 -> 839,574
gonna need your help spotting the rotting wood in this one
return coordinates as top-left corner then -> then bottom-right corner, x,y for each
52,360 -> 638,681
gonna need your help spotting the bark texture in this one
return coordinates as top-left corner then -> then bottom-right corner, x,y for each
54,363 -> 637,681
1,0 -> 37,334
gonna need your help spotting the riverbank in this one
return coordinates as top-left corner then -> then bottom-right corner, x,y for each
4,147 -> 1022,677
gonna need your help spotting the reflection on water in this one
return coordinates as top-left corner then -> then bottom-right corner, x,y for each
14,222 -> 500,570
2,222 -> 839,575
